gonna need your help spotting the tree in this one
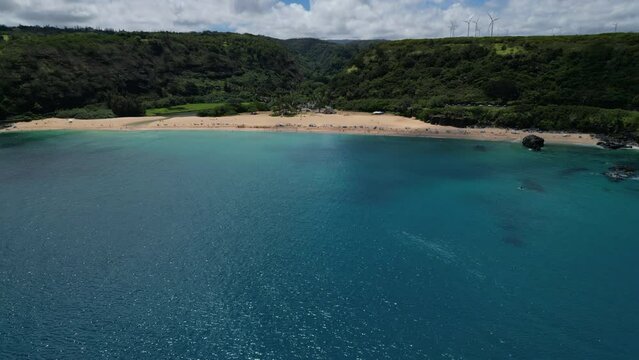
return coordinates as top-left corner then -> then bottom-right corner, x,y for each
108,95 -> 144,117
484,79 -> 521,103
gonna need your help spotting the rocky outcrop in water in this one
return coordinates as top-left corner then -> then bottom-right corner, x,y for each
520,179 -> 545,192
522,135 -> 545,151
596,135 -> 635,150
502,235 -> 525,247
597,140 -> 631,150
603,165 -> 637,182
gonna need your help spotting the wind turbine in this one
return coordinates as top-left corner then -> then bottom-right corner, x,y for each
488,13 -> 499,37
473,17 -> 481,37
614,23 -> 618,33
449,21 -> 458,37
464,16 -> 474,37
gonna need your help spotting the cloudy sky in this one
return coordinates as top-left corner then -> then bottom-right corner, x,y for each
0,0 -> 637,39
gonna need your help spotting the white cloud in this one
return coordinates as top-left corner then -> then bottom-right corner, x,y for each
0,0 -> 637,39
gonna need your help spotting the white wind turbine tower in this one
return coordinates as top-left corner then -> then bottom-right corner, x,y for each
488,13 -> 499,37
449,21 -> 458,37
473,17 -> 481,37
464,16 -> 474,37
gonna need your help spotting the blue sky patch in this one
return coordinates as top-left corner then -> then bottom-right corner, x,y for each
282,0 -> 310,11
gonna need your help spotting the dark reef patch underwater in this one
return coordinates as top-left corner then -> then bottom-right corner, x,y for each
1,131 -> 638,359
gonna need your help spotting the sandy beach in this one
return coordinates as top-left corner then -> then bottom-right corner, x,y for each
4,111 -> 599,146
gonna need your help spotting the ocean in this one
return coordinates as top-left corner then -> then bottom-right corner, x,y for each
1,130 -> 638,359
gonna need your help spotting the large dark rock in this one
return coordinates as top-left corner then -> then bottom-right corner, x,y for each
603,165 -> 637,182
522,135 -> 545,151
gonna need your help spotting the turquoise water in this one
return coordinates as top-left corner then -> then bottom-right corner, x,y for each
1,131 -> 638,359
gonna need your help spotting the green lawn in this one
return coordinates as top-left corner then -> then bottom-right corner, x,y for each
145,103 -> 227,116
146,102 -> 262,116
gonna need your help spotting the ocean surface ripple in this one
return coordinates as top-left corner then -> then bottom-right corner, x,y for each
1,131 -> 638,359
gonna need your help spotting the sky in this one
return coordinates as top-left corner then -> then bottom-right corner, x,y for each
0,0 -> 637,39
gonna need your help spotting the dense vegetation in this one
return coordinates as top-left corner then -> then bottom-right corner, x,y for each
0,26 -> 302,120
1,26 -> 638,139
330,34 -> 639,138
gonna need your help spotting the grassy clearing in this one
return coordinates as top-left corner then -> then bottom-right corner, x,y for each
1,35 -> 9,42
346,65 -> 359,74
146,103 -> 226,116
145,102 -> 258,116
494,43 -> 525,56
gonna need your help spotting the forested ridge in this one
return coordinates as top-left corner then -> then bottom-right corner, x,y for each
1,25 -> 638,138
330,34 -> 639,137
0,26 -> 303,119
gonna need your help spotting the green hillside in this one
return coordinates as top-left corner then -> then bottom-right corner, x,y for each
0,26 -> 302,119
1,26 -> 638,138
332,35 -> 639,109
330,34 -> 639,137
279,38 -> 379,102
281,38 -> 380,79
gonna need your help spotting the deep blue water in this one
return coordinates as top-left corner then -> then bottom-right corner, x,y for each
1,131 -> 638,359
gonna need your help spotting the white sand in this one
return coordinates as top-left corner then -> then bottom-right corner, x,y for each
5,111 -> 599,146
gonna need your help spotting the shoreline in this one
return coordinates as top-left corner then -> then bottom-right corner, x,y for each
3,112 -> 601,147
